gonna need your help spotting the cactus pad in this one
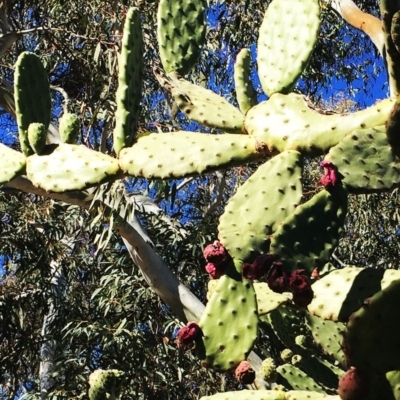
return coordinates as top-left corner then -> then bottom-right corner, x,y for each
14,52 -> 51,156
245,94 -> 394,156
344,280 -> 400,374
114,7 -> 144,154
27,144 -> 121,192
305,313 -> 346,367
119,131 -> 268,179
218,150 -> 303,263
157,0 -> 206,75
326,126 -> 400,193
199,261 -> 258,372
200,390 -> 286,400
257,0 -> 320,96
234,49 -> 258,114
0,144 -> 26,184
255,282 -> 291,315
168,74 -> 245,133
308,266 -> 400,322
59,113 -> 80,144
277,363 -> 325,393
28,123 -> 47,154
269,187 -> 347,273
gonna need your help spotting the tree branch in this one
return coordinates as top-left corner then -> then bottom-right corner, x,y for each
330,0 -> 384,57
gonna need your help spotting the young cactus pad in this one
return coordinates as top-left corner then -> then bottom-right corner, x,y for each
167,73 -> 245,133
26,144 -> 121,192
157,0 -> 206,75
59,113 -> 80,144
14,51 -> 51,156
28,123 -> 47,154
257,0 -> 320,96
269,186 -> 348,273
0,144 -> 26,184
245,94 -> 394,156
199,262 -> 258,372
234,48 -> 258,114
218,150 -> 303,263
326,126 -> 400,193
119,131 -> 268,179
114,7 -> 144,155
277,363 -> 325,393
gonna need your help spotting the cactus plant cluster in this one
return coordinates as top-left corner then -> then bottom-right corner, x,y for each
3,0 -> 400,398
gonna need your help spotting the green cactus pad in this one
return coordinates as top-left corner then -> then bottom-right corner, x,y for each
245,94 -> 394,156
285,392 -> 338,400
200,390 -> 286,400
305,313 -> 346,367
277,363 -> 325,393
234,49 -> 258,114
28,123 -> 47,154
59,113 -> 80,144
257,0 -> 320,96
27,144 -> 121,192
0,144 -> 26,184
14,51 -> 52,156
255,282 -> 291,315
88,369 -> 124,400
157,0 -> 206,75
344,280 -> 400,374
264,305 -> 309,349
308,266 -> 400,322
218,150 -> 303,263
201,391 -> 339,400
114,7 -> 144,155
386,97 -> 400,155
269,187 -> 347,273
326,126 -> 400,193
168,74 -> 245,133
199,261 -> 258,372
119,131 -> 268,179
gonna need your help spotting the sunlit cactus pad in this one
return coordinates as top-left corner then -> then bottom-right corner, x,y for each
269,187 -> 347,273
326,126 -> 400,193
199,263 -> 258,372
157,0 -> 206,75
200,390 -> 338,399
27,144 -> 121,192
257,0 -> 320,96
0,144 -> 26,184
308,266 -> 400,322
168,75 -> 245,133
245,94 -> 394,155
218,150 -> 303,263
119,132 -> 268,179
254,282 -> 291,315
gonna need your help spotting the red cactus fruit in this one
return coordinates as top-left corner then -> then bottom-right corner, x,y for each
289,269 -> 314,307
235,361 -> 255,385
292,287 -> 314,308
177,322 -> 200,347
203,241 -> 229,265
320,160 -> 339,189
205,262 -> 225,279
267,261 -> 289,293
338,367 -> 371,400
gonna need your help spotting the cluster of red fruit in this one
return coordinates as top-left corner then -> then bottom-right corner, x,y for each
202,241 -> 314,308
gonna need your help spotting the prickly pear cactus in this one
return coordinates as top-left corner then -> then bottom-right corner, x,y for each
0,144 -> 26,184
14,51 -> 51,156
59,113 -> 80,144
